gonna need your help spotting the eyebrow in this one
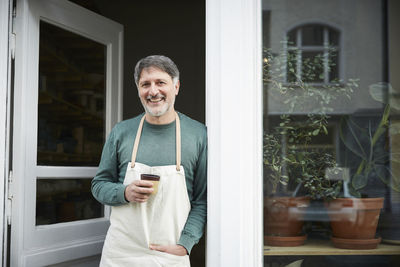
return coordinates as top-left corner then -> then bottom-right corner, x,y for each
139,78 -> 168,86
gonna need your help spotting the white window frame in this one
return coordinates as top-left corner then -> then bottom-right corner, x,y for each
206,0 -> 263,266
11,0 -> 123,266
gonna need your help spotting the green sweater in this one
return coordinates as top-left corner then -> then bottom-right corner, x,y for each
91,112 -> 207,254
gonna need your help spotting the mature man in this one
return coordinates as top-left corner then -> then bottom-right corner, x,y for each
91,55 -> 207,267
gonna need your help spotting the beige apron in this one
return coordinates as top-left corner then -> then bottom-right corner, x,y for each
100,113 -> 191,267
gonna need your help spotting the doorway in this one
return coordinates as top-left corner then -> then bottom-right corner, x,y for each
9,0 -> 205,266
69,1 -> 206,266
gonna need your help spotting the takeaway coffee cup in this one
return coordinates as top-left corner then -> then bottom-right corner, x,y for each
141,174 -> 160,195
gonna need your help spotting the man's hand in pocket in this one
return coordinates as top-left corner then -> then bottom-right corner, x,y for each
149,244 -> 188,256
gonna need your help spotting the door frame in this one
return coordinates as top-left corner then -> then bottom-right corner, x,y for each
206,0 -> 263,266
10,0 -> 123,265
0,0 -> 11,266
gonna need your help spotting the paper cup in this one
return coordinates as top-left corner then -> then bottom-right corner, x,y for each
141,174 -> 160,195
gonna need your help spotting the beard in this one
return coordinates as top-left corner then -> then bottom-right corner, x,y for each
141,94 -> 175,117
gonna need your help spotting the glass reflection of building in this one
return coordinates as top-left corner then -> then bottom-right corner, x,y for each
263,0 -> 400,266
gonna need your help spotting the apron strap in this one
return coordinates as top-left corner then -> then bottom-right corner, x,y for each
131,115 -> 146,167
131,112 -> 181,171
175,112 -> 181,171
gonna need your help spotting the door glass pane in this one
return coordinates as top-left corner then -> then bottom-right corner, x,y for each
38,21 -> 106,167
36,178 -> 103,225
263,0 -> 400,265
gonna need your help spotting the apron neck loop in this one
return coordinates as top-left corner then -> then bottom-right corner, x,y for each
131,112 -> 181,171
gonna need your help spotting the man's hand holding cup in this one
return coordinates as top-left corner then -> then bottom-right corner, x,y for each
124,174 -> 160,203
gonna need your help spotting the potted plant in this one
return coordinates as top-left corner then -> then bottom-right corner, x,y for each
263,44 -> 355,246
325,82 -> 400,249
263,116 -> 339,246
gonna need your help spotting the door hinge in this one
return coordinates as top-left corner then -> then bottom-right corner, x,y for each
6,170 -> 13,225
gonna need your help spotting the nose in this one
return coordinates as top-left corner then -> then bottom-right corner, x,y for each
149,83 -> 159,96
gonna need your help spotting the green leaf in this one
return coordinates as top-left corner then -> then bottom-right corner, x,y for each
312,129 -> 320,136
369,82 -> 389,104
339,117 -> 367,160
352,174 -> 368,190
323,125 -> 328,135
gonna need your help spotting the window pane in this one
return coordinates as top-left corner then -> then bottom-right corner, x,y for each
329,29 -> 340,45
301,51 -> 324,83
38,21 -> 106,166
329,51 -> 339,82
287,30 -> 297,46
263,0 -> 400,265
287,50 -> 298,83
301,25 -> 324,46
36,178 -> 103,225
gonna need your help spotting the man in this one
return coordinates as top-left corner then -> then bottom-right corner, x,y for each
91,55 -> 207,267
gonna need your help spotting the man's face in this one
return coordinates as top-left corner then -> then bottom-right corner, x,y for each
137,67 -> 179,120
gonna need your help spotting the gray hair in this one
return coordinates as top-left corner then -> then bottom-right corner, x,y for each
134,55 -> 180,87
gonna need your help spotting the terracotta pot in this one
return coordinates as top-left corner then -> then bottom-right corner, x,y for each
264,196 -> 309,246
264,235 -> 307,247
326,197 -> 384,249
379,200 -> 400,244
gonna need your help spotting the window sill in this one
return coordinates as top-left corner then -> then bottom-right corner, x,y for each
264,239 -> 400,256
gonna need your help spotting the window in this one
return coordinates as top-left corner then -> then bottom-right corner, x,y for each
263,1 -> 400,266
286,24 -> 339,84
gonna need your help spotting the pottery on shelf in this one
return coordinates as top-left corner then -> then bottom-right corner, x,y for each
326,197 -> 384,249
264,196 -> 309,247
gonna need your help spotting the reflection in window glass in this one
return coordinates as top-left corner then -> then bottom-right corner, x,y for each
301,51 -> 324,83
38,21 -> 106,166
36,179 -> 103,225
263,0 -> 400,266
287,24 -> 339,84
286,50 -> 298,83
301,25 -> 324,46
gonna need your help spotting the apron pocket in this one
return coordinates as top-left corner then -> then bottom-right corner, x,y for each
151,250 -> 190,267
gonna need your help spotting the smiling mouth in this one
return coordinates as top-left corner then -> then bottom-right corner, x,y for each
147,98 -> 164,105
147,95 -> 165,104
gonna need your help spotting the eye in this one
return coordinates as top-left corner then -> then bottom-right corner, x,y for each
157,81 -> 166,85
141,82 -> 150,87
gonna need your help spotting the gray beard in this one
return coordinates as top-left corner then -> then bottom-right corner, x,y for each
141,99 -> 174,117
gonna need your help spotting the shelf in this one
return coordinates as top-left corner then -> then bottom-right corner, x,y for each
264,239 -> 400,256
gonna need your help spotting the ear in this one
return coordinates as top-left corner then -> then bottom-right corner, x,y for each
175,80 -> 180,96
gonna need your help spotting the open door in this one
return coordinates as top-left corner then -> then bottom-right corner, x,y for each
10,0 -> 122,265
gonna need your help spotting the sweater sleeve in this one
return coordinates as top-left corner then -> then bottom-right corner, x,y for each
178,130 -> 207,254
91,128 -> 128,206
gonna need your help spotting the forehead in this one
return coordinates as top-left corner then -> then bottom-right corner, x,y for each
139,66 -> 172,81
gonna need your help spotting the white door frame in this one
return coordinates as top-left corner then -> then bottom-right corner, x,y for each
0,0 -> 11,265
206,0 -> 263,266
11,0 -> 123,265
